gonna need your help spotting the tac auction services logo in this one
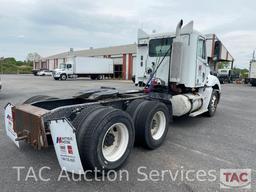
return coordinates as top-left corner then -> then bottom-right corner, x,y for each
220,169 -> 251,189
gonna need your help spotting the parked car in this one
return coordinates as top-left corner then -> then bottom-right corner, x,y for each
32,68 -> 48,76
37,70 -> 53,76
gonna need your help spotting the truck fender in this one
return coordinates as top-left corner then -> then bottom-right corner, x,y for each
206,74 -> 221,93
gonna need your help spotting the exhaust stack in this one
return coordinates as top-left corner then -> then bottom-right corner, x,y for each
175,19 -> 183,38
169,20 -> 184,83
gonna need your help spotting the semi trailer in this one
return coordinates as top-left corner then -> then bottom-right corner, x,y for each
52,56 -> 114,80
249,52 -> 256,86
5,20 -> 221,175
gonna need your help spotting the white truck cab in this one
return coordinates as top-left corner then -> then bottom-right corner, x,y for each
136,21 -> 214,88
53,63 -> 74,80
136,20 -> 221,117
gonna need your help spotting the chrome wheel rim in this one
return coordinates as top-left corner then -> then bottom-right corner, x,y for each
210,95 -> 218,113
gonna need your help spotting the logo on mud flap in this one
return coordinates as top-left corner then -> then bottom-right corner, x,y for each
67,145 -> 73,154
59,145 -> 66,154
7,114 -> 13,121
56,137 -> 62,144
56,137 -> 72,144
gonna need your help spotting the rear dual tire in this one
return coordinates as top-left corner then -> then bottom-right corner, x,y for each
90,75 -> 103,80
72,106 -> 135,173
126,100 -> 170,149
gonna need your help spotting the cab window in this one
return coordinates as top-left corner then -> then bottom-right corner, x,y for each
149,38 -> 173,57
197,38 -> 206,59
60,63 -> 67,69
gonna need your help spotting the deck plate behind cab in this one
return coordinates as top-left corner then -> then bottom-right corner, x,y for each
13,104 -> 49,149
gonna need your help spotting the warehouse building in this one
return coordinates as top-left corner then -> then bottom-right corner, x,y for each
34,44 -> 137,80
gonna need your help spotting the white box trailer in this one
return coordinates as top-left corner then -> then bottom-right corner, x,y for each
53,56 -> 113,80
249,60 -> 256,86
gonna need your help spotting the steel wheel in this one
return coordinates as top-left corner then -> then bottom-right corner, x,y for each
210,94 -> 218,113
205,89 -> 219,117
150,111 -> 166,140
60,74 -> 67,80
102,123 -> 129,162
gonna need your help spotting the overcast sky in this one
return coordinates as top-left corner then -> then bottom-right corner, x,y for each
0,0 -> 255,68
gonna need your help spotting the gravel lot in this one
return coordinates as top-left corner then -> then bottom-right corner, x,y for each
0,74 -> 255,192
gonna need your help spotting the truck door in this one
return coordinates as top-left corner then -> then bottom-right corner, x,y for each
196,37 -> 207,86
66,64 -> 73,75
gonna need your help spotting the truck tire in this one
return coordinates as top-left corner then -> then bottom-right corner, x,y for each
60,74 -> 67,80
97,75 -> 103,80
71,105 -> 105,132
205,89 -> 219,117
132,75 -> 135,83
76,107 -> 135,173
90,75 -> 97,80
126,99 -> 147,121
128,100 -> 170,149
54,77 -> 59,80
23,95 -> 58,104
251,82 -> 256,87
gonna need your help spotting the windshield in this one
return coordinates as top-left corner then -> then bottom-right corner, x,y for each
59,63 -> 67,69
149,38 -> 173,57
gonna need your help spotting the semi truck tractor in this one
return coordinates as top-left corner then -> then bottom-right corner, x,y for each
4,20 -> 221,175
249,53 -> 256,86
52,56 -> 114,80
217,69 -> 239,84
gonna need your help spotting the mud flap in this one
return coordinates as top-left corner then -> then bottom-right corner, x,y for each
4,103 -> 19,147
49,118 -> 85,174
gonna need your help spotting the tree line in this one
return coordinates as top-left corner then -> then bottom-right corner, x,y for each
0,53 -> 41,74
